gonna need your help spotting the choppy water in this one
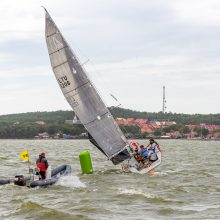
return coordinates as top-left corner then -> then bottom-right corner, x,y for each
0,139 -> 220,220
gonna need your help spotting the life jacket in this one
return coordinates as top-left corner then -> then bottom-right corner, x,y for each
149,153 -> 158,161
148,143 -> 160,161
36,158 -> 47,172
134,153 -> 143,162
149,143 -> 160,153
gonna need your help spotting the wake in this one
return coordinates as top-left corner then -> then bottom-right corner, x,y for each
55,175 -> 86,188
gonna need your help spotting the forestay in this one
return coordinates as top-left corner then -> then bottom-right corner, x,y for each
44,9 -> 130,164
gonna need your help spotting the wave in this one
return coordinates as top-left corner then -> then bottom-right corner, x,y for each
19,200 -> 42,211
178,204 -> 220,212
55,175 -> 86,188
8,201 -> 92,220
118,188 -> 167,202
118,188 -> 158,199
0,156 -> 8,160
117,188 -> 185,205
95,169 -> 122,175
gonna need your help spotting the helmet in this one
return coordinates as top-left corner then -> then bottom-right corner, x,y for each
39,151 -> 45,157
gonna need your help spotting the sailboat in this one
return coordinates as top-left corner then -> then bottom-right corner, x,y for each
43,8 -> 161,173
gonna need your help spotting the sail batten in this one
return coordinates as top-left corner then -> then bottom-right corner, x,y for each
84,112 -> 109,126
49,46 -> 68,56
63,81 -> 90,96
44,9 -> 131,164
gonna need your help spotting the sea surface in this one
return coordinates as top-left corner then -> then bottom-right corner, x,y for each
0,139 -> 220,220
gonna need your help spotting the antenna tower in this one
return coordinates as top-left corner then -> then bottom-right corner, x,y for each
162,86 -> 167,113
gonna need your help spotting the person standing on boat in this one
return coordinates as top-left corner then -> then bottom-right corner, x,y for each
147,138 -> 160,161
36,152 -> 49,180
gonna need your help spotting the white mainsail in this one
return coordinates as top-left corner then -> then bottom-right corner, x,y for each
44,9 -> 131,165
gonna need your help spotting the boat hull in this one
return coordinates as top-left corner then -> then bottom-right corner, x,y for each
30,164 -> 71,187
0,179 -> 10,185
0,164 -> 71,187
129,152 -> 162,174
29,177 -> 58,187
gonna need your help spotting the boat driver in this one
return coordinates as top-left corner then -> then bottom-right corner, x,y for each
36,152 -> 49,180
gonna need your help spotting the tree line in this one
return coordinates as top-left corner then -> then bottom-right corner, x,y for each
111,107 -> 220,125
0,108 -> 219,139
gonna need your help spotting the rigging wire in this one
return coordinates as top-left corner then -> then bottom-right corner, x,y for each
65,37 -> 131,139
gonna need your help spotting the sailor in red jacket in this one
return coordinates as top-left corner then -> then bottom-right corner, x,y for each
36,152 -> 49,180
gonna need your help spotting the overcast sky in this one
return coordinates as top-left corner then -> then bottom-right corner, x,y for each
0,0 -> 220,115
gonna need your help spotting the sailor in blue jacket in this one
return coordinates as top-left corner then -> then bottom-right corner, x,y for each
140,145 -> 149,163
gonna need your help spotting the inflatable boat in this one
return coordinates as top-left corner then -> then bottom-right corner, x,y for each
0,164 -> 71,187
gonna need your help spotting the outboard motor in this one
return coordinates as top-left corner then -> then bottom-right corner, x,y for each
14,175 -> 26,186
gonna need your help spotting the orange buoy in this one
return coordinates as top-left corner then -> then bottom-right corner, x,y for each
149,169 -> 155,175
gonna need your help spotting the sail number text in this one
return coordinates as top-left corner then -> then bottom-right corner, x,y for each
58,75 -> 71,88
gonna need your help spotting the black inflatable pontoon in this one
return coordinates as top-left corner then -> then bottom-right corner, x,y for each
0,164 -> 71,187
30,164 -> 71,187
0,179 -> 10,185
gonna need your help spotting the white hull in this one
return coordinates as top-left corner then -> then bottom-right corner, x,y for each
128,152 -> 162,174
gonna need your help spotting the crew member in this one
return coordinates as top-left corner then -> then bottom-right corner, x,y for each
36,152 -> 49,180
140,145 -> 149,166
132,148 -> 144,170
133,148 -> 143,163
147,138 -> 160,161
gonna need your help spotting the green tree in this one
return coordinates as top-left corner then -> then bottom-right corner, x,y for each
119,125 -> 141,137
153,129 -> 162,137
194,127 -> 209,137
